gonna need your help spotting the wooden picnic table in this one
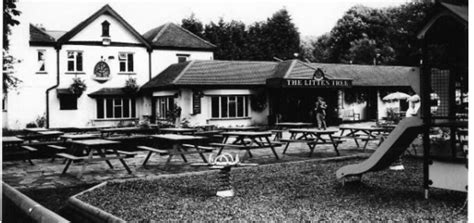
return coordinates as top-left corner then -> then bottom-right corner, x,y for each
220,126 -> 261,132
59,139 -> 134,178
338,126 -> 388,150
273,122 -> 313,140
282,128 -> 340,156
211,131 -> 282,160
99,127 -> 158,137
2,136 -> 35,164
159,128 -> 198,135
18,130 -> 64,143
60,133 -> 100,141
24,128 -> 49,133
143,134 -> 212,166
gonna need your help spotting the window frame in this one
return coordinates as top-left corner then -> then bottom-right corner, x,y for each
66,50 -> 84,73
96,97 -> 136,119
177,53 -> 190,63
36,49 -> 47,74
101,20 -> 110,37
118,52 -> 135,73
154,96 -> 175,120
210,95 -> 249,119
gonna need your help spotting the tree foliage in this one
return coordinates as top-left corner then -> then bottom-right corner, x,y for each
306,2 -> 434,66
181,8 -> 300,61
3,0 -> 21,93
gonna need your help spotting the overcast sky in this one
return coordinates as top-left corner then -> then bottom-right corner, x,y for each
19,0 -> 410,38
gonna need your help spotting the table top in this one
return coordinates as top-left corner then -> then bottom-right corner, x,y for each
105,134 -> 150,140
221,126 -> 261,131
60,134 -> 100,140
339,126 -> 386,131
100,127 -> 141,132
152,134 -> 205,141
24,127 -> 49,132
38,130 -> 64,135
222,131 -> 272,137
276,122 -> 313,127
159,128 -> 198,133
71,139 -> 120,146
288,128 -> 338,134
3,136 -> 24,143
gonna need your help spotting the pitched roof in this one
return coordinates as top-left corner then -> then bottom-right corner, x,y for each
45,30 -> 67,40
417,2 -> 467,39
30,24 -> 55,43
143,23 -> 216,50
141,60 -> 419,90
441,2 -> 468,22
57,4 -> 150,48
308,63 -> 419,87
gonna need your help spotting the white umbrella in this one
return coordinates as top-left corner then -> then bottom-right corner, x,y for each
407,94 -> 420,102
383,92 -> 411,101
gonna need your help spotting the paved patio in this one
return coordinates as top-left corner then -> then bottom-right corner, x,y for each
3,124 -> 420,190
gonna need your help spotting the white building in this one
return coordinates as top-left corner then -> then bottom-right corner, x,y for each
4,4 -> 214,129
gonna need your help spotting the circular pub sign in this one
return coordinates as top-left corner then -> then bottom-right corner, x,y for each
313,68 -> 324,81
93,61 -> 111,83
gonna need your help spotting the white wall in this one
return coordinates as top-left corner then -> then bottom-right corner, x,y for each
151,50 -> 213,77
156,88 -> 269,128
70,14 -> 142,44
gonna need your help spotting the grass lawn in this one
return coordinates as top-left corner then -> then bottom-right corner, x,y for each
78,157 -> 467,221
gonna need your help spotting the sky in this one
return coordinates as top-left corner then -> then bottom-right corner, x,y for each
19,0 -> 410,38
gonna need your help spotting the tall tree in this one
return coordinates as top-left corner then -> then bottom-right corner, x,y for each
261,8 -> 300,61
3,0 -> 21,93
181,13 -> 205,38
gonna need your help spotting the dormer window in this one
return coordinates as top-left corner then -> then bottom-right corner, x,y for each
101,20 -> 110,37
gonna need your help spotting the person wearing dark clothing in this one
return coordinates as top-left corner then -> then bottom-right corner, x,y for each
314,97 -> 327,130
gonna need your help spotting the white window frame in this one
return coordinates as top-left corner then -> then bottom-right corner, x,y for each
118,52 -> 134,73
155,96 -> 174,120
37,50 -> 46,73
66,51 -> 83,72
97,97 -> 135,119
211,95 -> 249,119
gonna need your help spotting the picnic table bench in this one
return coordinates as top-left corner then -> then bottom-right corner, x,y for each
211,131 -> 282,160
138,134 -> 212,167
282,128 -> 341,156
338,126 -> 389,150
272,122 -> 313,140
3,136 -> 36,165
59,139 -> 134,178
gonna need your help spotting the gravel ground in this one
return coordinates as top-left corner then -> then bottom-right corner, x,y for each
79,157 -> 467,221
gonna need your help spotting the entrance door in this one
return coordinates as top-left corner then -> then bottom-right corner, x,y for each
366,89 -> 378,120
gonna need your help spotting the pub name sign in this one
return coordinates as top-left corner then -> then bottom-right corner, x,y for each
283,79 -> 352,88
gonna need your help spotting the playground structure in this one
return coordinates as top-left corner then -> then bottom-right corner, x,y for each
337,2 -> 468,198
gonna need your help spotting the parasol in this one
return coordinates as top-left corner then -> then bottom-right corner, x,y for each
383,92 -> 411,101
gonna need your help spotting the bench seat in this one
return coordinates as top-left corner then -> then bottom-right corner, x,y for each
137,146 -> 169,155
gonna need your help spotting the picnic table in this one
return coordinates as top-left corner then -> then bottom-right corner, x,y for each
282,128 -> 340,156
60,133 -> 100,142
159,128 -> 197,135
99,127 -> 158,137
220,126 -> 261,132
210,131 -> 282,160
24,127 -> 49,133
58,139 -> 134,178
139,134 -> 213,166
2,136 -> 36,165
338,126 -> 388,150
273,122 -> 313,140
18,130 -> 64,143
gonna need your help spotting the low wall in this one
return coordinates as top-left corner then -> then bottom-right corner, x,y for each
2,182 -> 69,223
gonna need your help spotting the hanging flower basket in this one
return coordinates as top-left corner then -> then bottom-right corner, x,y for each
123,77 -> 139,94
250,90 -> 267,112
69,77 -> 87,96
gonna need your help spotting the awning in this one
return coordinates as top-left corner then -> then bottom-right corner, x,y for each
88,88 -> 137,98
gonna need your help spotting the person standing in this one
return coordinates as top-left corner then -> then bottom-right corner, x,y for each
314,97 -> 328,130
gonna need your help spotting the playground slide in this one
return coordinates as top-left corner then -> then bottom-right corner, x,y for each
336,117 -> 423,179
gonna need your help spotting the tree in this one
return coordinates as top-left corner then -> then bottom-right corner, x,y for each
3,0 -> 21,93
181,13 -> 205,38
260,8 -> 300,61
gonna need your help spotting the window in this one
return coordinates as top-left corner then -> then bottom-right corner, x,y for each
177,54 -> 189,63
2,94 -> 7,112
67,51 -> 83,72
155,97 -> 174,119
101,20 -> 110,37
119,52 -> 134,72
96,98 -> 135,119
211,95 -> 249,119
59,95 -> 78,110
37,50 -> 46,72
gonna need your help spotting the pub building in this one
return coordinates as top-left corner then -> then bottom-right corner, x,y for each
140,59 -> 419,127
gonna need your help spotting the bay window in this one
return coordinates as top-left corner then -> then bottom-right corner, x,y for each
211,95 -> 249,119
96,97 -> 135,119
